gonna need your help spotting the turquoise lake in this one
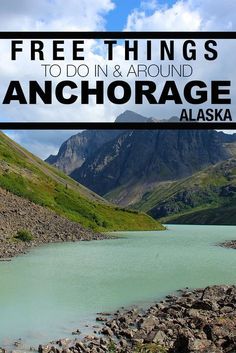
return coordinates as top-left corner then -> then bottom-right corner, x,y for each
0,224 -> 236,349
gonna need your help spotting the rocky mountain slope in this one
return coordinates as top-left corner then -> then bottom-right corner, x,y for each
46,130 -> 120,174
133,157 -> 236,225
45,110 -> 179,176
45,110 -> 148,174
0,132 -> 163,237
45,110 -> 236,225
0,187 -> 105,259
72,129 -> 230,200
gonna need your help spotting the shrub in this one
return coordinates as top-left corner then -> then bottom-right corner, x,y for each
107,340 -> 116,353
15,229 -> 34,242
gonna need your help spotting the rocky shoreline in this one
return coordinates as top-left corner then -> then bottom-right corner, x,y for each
0,188 -> 107,259
17,285 -> 234,353
220,240 -> 236,250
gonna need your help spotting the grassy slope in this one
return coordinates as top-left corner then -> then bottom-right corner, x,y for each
0,132 -> 164,232
133,158 -> 236,225
165,204 -> 236,225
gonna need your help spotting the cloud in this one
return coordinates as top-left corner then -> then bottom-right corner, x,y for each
125,1 -> 201,31
0,0 -> 115,157
121,0 -> 236,119
188,0 -> 236,30
1,0 -> 236,159
0,0 -> 115,31
125,0 -> 236,31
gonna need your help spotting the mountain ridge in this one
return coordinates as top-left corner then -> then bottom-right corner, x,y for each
45,110 -> 236,225
71,129 -> 230,198
45,110 -> 148,174
45,111 -> 182,175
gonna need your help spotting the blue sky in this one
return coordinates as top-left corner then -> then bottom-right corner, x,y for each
105,0 -> 175,30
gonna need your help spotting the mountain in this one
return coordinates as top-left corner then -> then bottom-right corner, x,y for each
45,110 -> 148,174
71,129 -> 230,202
45,110 -> 180,175
133,157 -> 236,225
45,110 -> 236,221
115,110 -> 149,122
217,131 -> 236,143
0,132 -> 163,232
45,130 -> 120,174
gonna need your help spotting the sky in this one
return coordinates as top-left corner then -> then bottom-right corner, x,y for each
106,0 -> 176,30
0,0 -> 236,158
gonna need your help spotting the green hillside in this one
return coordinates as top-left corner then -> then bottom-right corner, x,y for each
166,204 -> 236,225
133,158 -> 236,225
0,132 -> 164,232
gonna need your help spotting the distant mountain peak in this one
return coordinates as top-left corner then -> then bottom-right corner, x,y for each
168,116 -> 179,122
115,110 -> 148,123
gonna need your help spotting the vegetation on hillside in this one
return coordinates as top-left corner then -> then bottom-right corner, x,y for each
14,229 -> 34,242
0,132 -> 164,232
133,158 -> 236,225
166,204 -> 236,225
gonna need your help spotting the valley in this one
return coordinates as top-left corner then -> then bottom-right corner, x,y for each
1,112 -> 236,352
46,110 -> 236,225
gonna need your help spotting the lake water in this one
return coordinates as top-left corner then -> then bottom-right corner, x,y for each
0,225 -> 236,349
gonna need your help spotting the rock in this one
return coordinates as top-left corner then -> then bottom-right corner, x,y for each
201,286 -> 229,302
96,317 -> 107,322
191,300 -> 218,311
138,315 -> 159,332
119,338 -> 128,348
38,285 -> 236,353
0,188 -> 106,260
172,332 -> 192,353
204,324 -> 232,343
14,340 -> 22,347
100,327 -> 113,336
72,329 -> 81,335
188,338 -> 213,351
188,308 -> 203,319
155,303 -> 166,310
119,329 -> 134,339
132,338 -> 144,347
57,338 -> 71,347
220,306 -> 233,314
220,240 -> 236,250
75,341 -> 86,351
38,344 -> 58,353
150,330 -> 168,345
